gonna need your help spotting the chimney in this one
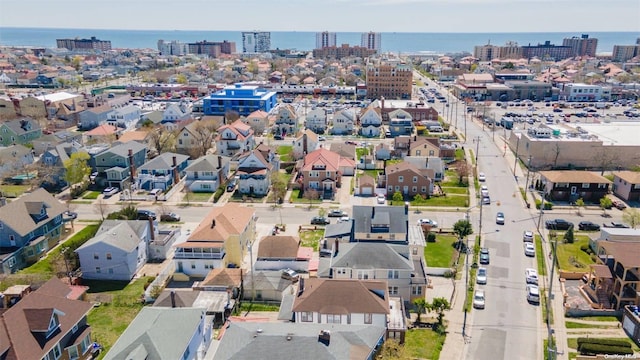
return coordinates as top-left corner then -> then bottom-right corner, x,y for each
148,217 -> 155,241
404,201 -> 409,215
172,156 -> 177,167
218,155 -> 222,169
298,278 -> 305,296
128,149 -> 136,179
333,239 -> 339,257
170,290 -> 176,308
318,330 -> 331,346
211,219 -> 216,228
303,133 -> 308,155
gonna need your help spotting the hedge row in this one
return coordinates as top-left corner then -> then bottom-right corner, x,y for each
579,343 -> 634,356
577,337 -> 632,348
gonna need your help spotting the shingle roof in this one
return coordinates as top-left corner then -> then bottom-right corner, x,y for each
257,236 -> 300,259
186,203 -> 255,243
0,188 -> 66,236
199,267 -> 243,288
185,154 -> 230,172
105,140 -> 147,158
352,205 -> 408,237
302,148 -> 341,172
597,241 -> 640,268
76,221 -> 144,253
614,171 -> 640,184
539,170 -> 611,184
2,117 -> 40,135
330,243 -> 413,270
138,152 -> 189,171
292,278 -> 389,315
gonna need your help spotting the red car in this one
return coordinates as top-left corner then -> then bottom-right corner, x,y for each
612,200 -> 627,210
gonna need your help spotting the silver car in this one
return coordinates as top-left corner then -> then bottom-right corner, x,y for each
473,290 -> 486,309
476,267 -> 487,285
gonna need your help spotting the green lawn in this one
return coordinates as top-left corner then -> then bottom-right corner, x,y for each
82,191 -> 101,200
277,145 -> 293,162
440,187 -> 468,195
535,235 -> 547,276
425,234 -> 458,268
184,192 -> 213,202
355,147 -> 369,160
555,235 -> 595,272
290,189 -> 323,204
300,229 -> 324,251
238,302 -> 280,312
0,184 -> 30,197
404,329 -> 446,360
357,169 -> 381,179
408,195 -> 469,207
86,277 -> 151,358
572,316 -> 620,322
565,321 -> 619,329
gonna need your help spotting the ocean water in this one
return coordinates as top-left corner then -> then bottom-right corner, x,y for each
0,27 -> 637,54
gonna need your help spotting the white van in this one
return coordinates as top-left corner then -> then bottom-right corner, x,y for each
429,126 -> 444,133
149,188 -> 163,197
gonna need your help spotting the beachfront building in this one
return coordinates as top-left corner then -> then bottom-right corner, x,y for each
202,84 -> 277,117
242,31 -> 271,53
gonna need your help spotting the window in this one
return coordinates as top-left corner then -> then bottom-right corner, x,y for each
598,183 -> 607,189
72,324 -> 78,333
327,314 -> 341,323
357,270 -> 371,279
301,311 -> 313,322
364,313 -> 372,324
336,268 -> 346,275
108,268 -> 114,274
412,186 -> 417,192
388,270 -> 399,279
80,334 -> 91,354
389,286 -> 399,295
413,176 -> 418,183
421,186 -> 427,192
191,262 -> 196,269
582,183 -> 590,188
413,286 -> 423,295
67,346 -> 79,360
94,253 -> 99,260
398,176 -> 403,183
95,267 -> 101,273
106,253 -> 112,260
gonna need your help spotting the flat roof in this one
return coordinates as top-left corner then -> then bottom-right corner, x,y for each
542,121 -> 640,146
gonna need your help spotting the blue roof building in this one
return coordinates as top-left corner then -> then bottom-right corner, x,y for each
203,83 -> 277,116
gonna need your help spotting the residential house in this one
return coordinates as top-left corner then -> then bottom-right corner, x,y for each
78,104 -> 113,130
318,242 -> 427,302
236,148 -> 274,196
243,110 -> 270,135
174,203 -> 256,274
136,152 -> 189,191
612,171 -> 640,203
593,241 -> 640,310
106,104 -> 141,130
292,278 -> 390,328
39,143 -> 83,189
274,104 -> 298,136
299,148 -> 345,200
331,109 -> 355,135
374,143 -> 392,161
355,174 -> 377,197
0,117 -> 42,147
242,270 -> 295,302
0,188 -> 66,274
213,322 -> 386,360
305,108 -> 328,134
75,220 -> 153,280
175,121 -> 201,156
539,170 -> 611,203
160,103 -> 190,131
293,129 -> 319,160
92,141 -> 147,189
84,124 -> 121,144
385,161 -> 434,199
184,154 -> 231,193
408,136 -> 441,157
16,96 -> 47,119
359,106 -> 383,138
216,119 -> 255,158
103,307 -> 212,360
404,156 -> 445,182
0,277 -> 95,360
255,235 -> 312,272
32,130 -> 82,155
0,144 -> 35,180
351,205 -> 410,244
392,136 -> 411,158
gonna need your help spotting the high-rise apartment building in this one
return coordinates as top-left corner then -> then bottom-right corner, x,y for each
612,45 -> 640,62
315,31 -> 337,49
361,32 -> 381,52
157,40 -> 189,55
522,41 -> 572,61
562,34 -> 598,57
56,37 -> 112,51
242,31 -> 271,53
365,59 -> 412,100
474,44 -> 500,61
187,40 -> 236,57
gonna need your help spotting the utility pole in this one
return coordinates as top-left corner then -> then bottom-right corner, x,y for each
546,230 -> 560,360
524,156 -> 533,192
513,135 -> 520,176
474,136 -> 481,164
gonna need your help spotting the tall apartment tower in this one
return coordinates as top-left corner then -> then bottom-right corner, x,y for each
361,32 -> 381,52
365,59 -> 412,100
315,31 -> 337,49
157,40 -> 188,55
56,37 -> 112,51
562,34 -> 598,57
242,31 -> 271,53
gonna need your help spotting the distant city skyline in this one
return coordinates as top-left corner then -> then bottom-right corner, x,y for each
1,0 -> 638,33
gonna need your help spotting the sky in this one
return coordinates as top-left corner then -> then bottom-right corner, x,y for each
1,0 -> 639,33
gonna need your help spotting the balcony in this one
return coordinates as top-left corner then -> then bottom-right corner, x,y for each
174,248 -> 225,259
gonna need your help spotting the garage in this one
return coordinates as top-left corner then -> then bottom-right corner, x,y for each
357,175 -> 375,197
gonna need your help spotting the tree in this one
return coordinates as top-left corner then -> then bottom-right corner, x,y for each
623,208 -> 640,229
575,198 -> 585,216
564,226 -> 575,244
269,171 -> 288,205
192,119 -> 219,157
63,152 -> 91,196
94,198 -> 108,221
175,74 -> 188,84
456,161 -> 470,185
428,297 -> 451,333
318,207 -> 327,218
147,127 -> 176,155
304,189 -> 319,209
453,219 -> 473,251
392,191 -> 403,204
600,197 -> 612,217
413,298 -> 427,323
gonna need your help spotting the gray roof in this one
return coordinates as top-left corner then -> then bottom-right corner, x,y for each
103,307 -> 206,360
323,222 -> 353,239
213,322 -> 385,360
330,243 -> 413,270
352,205 -> 408,237
138,152 -> 189,171
2,117 -> 40,135
103,140 -> 147,158
185,154 -> 230,172
76,221 -> 146,252
0,188 -> 65,236
0,144 -> 32,159
244,270 -> 292,293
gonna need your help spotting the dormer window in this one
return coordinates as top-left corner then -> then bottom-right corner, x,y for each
47,313 -> 60,338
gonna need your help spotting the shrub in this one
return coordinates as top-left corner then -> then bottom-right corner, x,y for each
107,205 -> 138,220
213,187 -> 224,202
535,199 -> 553,210
577,338 -> 631,348
443,270 -> 455,278
578,343 -> 633,356
580,244 -> 593,255
564,227 -> 575,244
426,233 -> 437,243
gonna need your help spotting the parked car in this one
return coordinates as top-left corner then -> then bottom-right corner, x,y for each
476,267 -> 487,285
578,221 -> 600,231
160,212 -> 180,222
482,196 -> 491,205
523,230 -> 534,242
545,219 -> 573,230
63,210 -> 78,220
612,200 -> 627,210
473,290 -> 486,309
377,194 -> 386,204
496,212 -> 505,225
478,172 -> 486,182
603,222 -> 630,229
137,209 -> 157,220
479,249 -> 490,265
417,218 -> 438,227
338,216 -> 351,223
102,187 -> 119,197
525,268 -> 538,285
281,268 -> 299,282
328,210 -> 347,217
90,172 -> 99,182
524,242 -> 536,257
311,216 -> 330,225
526,284 -> 540,304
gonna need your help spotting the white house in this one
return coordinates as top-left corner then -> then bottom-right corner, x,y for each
215,119 -> 255,157
292,129 -> 319,160
236,149 -> 272,196
331,109 -> 355,135
243,110 -> 270,134
184,154 -> 231,193
160,103 -> 190,131
359,106 -> 383,138
106,105 -> 141,130
305,108 -> 327,134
